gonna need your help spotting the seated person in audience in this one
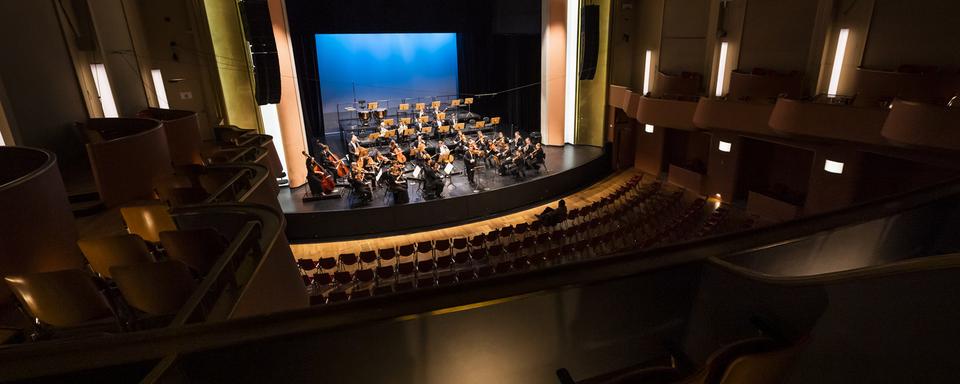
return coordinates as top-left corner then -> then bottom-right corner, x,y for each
536,199 -> 567,226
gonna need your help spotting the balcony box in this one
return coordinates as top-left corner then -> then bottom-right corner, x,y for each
769,98 -> 889,145
635,96 -> 698,131
881,99 -> 960,150
693,98 -> 776,135
747,191 -> 801,222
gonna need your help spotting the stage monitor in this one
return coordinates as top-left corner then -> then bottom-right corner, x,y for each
314,33 -> 459,131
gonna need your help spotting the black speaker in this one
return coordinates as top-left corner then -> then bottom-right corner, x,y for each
252,52 -> 281,105
579,5 -> 600,81
239,0 -> 275,51
240,0 -> 281,104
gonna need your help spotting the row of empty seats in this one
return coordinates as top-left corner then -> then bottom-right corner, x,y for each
300,175 -> 747,304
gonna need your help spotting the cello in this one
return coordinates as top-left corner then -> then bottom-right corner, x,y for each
302,151 -> 335,194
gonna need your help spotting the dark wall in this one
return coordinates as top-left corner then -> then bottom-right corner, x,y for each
736,138 -> 813,205
285,0 -> 542,144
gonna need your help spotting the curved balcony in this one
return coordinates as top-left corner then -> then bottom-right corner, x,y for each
693,98 -> 776,135
138,108 -> 204,166
635,96 -> 698,131
84,118 -> 174,207
728,71 -> 804,101
0,147 -> 86,305
881,99 -> 960,150
608,85 -> 631,111
769,98 -> 889,145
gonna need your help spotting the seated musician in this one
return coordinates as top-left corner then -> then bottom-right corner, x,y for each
526,142 -> 546,170
512,148 -> 527,179
317,142 -> 341,182
305,156 -> 324,196
494,131 -> 507,146
438,142 -> 452,164
422,159 -> 444,199
522,137 -> 534,158
512,131 -> 524,149
451,131 -> 467,155
384,163 -> 409,204
348,163 -> 373,203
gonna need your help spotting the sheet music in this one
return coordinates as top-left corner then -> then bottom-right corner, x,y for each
413,166 -> 422,179
444,163 -> 454,174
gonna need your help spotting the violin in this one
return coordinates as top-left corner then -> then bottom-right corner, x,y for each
302,151 -> 335,194
393,146 -> 407,163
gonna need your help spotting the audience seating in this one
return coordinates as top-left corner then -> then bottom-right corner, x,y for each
160,228 -> 228,275
120,204 -> 178,243
110,260 -> 198,319
4,269 -> 120,334
77,234 -> 156,279
306,173 -> 749,304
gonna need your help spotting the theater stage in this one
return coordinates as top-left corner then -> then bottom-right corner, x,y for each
280,144 -> 609,242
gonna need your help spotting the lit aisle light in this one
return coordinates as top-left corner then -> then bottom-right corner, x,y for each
715,42 -> 729,97
828,28 -> 850,97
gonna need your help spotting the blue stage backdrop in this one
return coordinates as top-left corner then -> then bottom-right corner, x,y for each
314,33 -> 459,131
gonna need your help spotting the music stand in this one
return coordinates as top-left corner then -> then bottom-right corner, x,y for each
472,164 -> 487,193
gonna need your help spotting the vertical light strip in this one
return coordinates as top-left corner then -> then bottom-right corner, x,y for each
259,104 -> 288,176
563,0 -> 580,144
150,69 -> 169,109
89,64 -> 118,118
714,42 -> 729,97
827,28 -> 850,97
642,50 -> 652,95
540,0 -> 550,144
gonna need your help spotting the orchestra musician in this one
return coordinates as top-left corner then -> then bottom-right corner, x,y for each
315,142 -> 345,182
512,131 -> 523,149
349,159 -> 373,203
348,134 -> 362,161
526,142 -> 546,171
389,140 -> 406,164
437,142 -> 453,164
463,142 -> 480,185
383,162 -> 409,204
422,159 -> 444,199
512,148 -> 527,179
303,151 -> 335,196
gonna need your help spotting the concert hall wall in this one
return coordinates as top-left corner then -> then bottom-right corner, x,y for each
285,0 -> 542,146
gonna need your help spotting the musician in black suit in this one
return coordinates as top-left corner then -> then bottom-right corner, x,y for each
526,142 -> 546,171
463,145 -> 479,185
347,134 -> 362,162
512,148 -> 527,179
422,159 -> 444,199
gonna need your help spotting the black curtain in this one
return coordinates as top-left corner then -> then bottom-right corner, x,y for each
285,0 -> 541,150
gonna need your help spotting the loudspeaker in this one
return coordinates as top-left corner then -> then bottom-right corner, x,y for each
252,52 -> 281,105
239,0 -> 275,51
579,5 -> 600,81
240,0 -> 281,104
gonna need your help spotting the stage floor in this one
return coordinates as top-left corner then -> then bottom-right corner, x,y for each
280,145 -> 608,241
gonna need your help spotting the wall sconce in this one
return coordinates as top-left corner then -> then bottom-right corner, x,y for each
643,50 -> 652,95
715,41 -> 729,97
718,140 -> 732,152
824,159 -> 845,174
644,124 -> 654,133
827,28 -> 850,97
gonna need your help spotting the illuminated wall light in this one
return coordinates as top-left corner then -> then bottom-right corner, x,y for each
259,104 -> 288,176
150,69 -> 170,109
827,28 -> 850,97
563,0 -> 580,144
642,50 -> 652,95
718,140 -> 732,153
824,159 -> 845,174
715,42 -> 729,97
89,63 -> 118,118
644,124 -> 654,133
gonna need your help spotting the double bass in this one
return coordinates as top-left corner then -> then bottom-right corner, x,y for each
302,151 -> 335,194
320,143 -> 350,178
